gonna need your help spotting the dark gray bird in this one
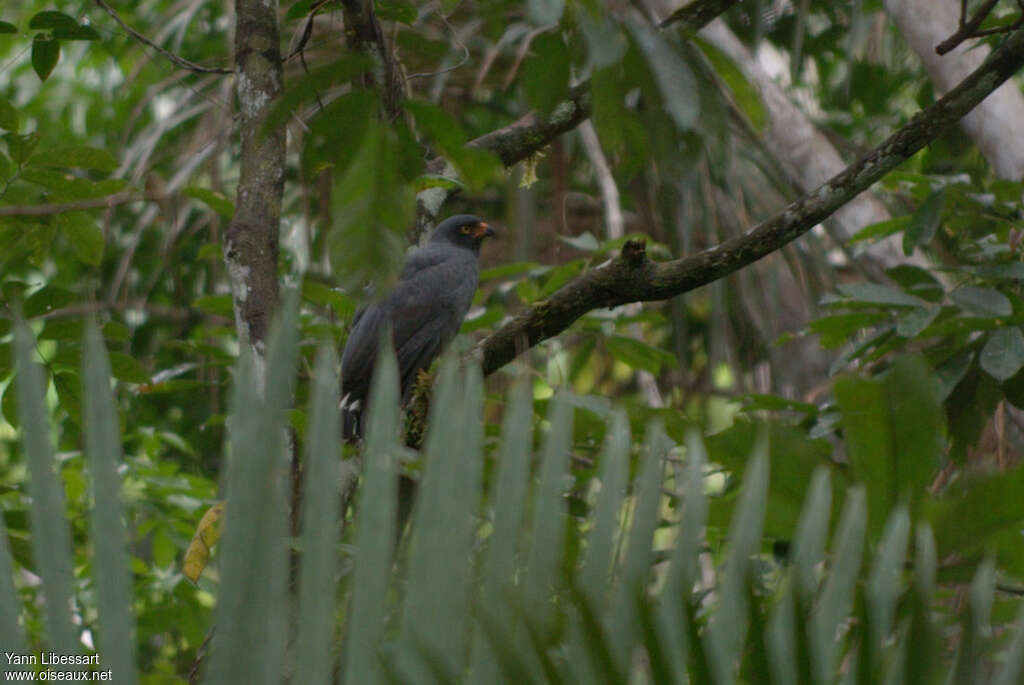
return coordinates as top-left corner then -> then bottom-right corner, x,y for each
340,214 -> 495,438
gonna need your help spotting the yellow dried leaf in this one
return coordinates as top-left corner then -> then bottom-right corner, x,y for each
182,502 -> 225,583
519,153 -> 542,188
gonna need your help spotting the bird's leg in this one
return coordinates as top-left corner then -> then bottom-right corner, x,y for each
403,368 -> 435,451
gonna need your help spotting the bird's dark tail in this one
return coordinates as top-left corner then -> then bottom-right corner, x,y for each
340,394 -> 363,442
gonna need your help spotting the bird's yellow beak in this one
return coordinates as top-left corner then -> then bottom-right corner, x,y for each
472,221 -> 495,239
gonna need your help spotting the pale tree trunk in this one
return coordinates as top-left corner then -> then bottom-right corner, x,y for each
887,0 -> 1024,461
886,0 -> 1024,181
698,19 -> 914,267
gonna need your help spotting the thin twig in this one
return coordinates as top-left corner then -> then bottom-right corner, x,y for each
0,191 -> 164,217
936,0 -> 1004,54
285,0 -> 333,61
94,0 -> 232,74
405,3 -> 471,82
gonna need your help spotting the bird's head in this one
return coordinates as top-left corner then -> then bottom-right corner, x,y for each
431,214 -> 495,251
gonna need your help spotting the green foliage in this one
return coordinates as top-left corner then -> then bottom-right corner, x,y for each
4,319 -> 1024,682
1,1 -> 1024,681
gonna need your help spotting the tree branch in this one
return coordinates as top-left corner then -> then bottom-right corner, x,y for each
340,0 -> 406,120
659,0 -> 741,30
477,26 -> 1024,377
935,0 -> 1004,55
468,82 -> 592,167
224,0 -> 286,361
0,191 -> 163,216
94,0 -> 232,74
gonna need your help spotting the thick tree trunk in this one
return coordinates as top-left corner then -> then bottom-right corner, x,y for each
886,0 -> 1024,181
699,19 -> 908,266
224,0 -> 286,374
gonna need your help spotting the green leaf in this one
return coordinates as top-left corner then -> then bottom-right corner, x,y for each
528,0 -> 565,25
265,57 -> 374,136
344,334 -> 400,685
848,216 -> 911,244
695,37 -> 767,133
993,602 -> 1024,685
469,377 -> 536,683
627,20 -> 698,132
82,326 -> 137,684
835,282 -> 922,308
20,168 -> 126,200
657,432 -> 707,682
707,443 -> 769,681
328,124 -> 413,292
896,306 -> 940,338
810,311 -> 887,348
193,294 -> 234,318
813,488 -> 866,680
24,286 -> 75,318
183,187 -> 235,218
398,359 -> 483,679
403,101 -> 500,189
54,24 -> 99,41
606,335 -> 678,374
607,423 -> 668,668
522,33 -> 571,116
0,381 -> 17,427
790,468 -> 832,601
108,352 -> 150,384
295,347 -> 341,685
30,145 -> 117,171
578,7 -> 626,69
522,393 -> 574,635
102,321 -> 130,342
929,465 -> 1024,566
57,211 -> 104,265
975,262 -> 1024,281
284,0 -> 313,21
0,98 -> 19,132
205,302 -> 295,685
835,356 -> 942,535
39,319 -> 84,341
865,508 -> 910,651
951,286 -> 1012,318
28,12 -> 98,40
558,231 -> 599,251
0,21 -> 17,35
31,35 -> 60,81
13,323 -> 79,655
377,0 -> 417,25
706,421 -> 831,540
197,242 -> 223,261
887,264 -> 945,301
28,11 -> 79,32
590,65 -> 647,180
980,326 -> 1024,382
0,492 -> 27,656
301,279 -> 353,319
903,188 -> 944,255
577,411 -> 630,600
3,132 -> 41,164
935,349 -> 974,399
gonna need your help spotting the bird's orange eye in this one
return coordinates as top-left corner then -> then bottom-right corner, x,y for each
460,225 -> 472,234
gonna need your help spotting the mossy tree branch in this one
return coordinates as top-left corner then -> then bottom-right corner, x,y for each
477,26 -> 1024,377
